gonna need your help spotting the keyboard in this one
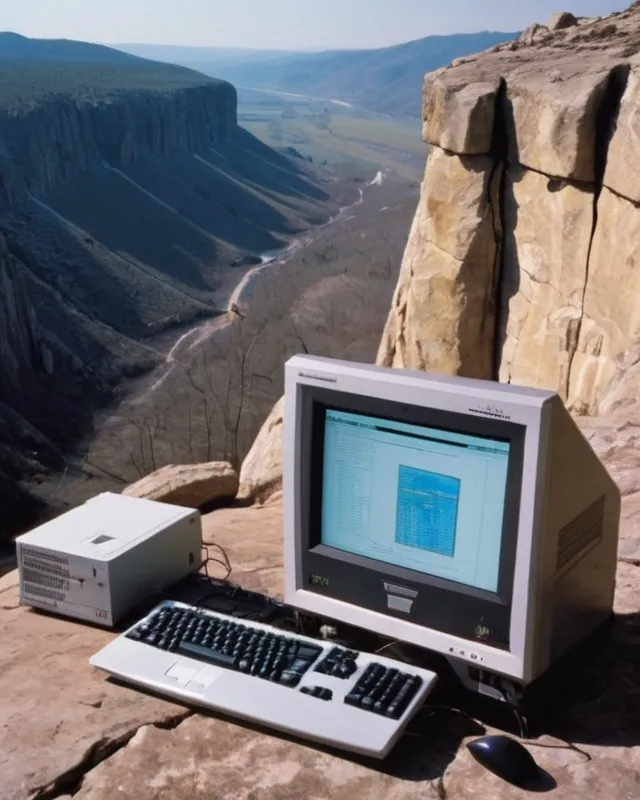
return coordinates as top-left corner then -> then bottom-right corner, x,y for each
89,599 -> 438,758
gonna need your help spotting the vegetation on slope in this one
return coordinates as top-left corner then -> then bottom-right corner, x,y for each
0,33 -> 230,113
236,87 -> 427,180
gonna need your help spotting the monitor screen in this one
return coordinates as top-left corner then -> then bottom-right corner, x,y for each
299,387 -> 524,649
320,410 -> 510,593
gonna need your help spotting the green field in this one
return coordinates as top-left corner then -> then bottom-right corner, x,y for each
236,88 -> 427,180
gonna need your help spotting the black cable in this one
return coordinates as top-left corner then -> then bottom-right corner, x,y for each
200,542 -> 232,581
523,739 -> 592,762
194,543 -> 288,624
192,542 -> 233,607
193,582 -> 232,608
416,703 -> 591,762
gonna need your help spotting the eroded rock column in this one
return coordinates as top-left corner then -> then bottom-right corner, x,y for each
377,76 -> 503,379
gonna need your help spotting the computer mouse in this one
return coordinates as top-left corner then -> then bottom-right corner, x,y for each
467,734 -> 541,787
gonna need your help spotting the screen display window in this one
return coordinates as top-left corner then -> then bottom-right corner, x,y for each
320,409 -> 510,593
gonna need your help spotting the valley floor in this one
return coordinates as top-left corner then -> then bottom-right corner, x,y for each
35,171 -> 419,516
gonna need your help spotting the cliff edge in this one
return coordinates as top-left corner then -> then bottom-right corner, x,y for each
0,40 -> 336,535
377,4 -> 640,415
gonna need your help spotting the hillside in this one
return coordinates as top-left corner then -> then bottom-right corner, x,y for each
0,33 -> 345,535
118,32 -> 520,118
0,31 -> 137,62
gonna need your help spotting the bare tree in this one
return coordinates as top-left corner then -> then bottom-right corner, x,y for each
183,316 -> 279,469
126,416 -> 159,477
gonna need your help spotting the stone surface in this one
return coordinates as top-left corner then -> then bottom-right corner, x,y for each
122,461 -> 239,508
568,187 -> 640,414
379,2 -> 640,414
1,491 -> 639,800
0,501 -> 284,800
0,578 -> 187,800
420,30 -> 624,180
548,11 -> 578,31
598,347 -> 640,416
377,146 -> 500,378
577,411 -> 640,561
237,395 -> 285,503
497,165 -> 594,397
604,69 -> 640,203
422,73 -> 502,154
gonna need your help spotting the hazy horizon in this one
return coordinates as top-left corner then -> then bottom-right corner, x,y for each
2,0 -> 629,51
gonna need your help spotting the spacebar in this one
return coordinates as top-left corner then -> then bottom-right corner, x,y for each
176,641 -> 237,669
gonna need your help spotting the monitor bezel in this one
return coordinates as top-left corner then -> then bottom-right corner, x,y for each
297,386 -> 526,651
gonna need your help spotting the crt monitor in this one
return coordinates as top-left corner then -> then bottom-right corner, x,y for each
283,355 -> 620,691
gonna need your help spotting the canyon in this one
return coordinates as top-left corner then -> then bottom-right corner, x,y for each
0,46 -> 348,533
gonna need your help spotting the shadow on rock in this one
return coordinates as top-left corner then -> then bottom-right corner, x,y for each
542,609 -> 640,749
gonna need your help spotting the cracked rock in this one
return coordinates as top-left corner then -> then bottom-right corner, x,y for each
2,485 -> 640,798
376,145 -> 499,378
377,2 -> 640,415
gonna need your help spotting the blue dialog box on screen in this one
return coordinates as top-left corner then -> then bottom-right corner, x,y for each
395,465 -> 460,557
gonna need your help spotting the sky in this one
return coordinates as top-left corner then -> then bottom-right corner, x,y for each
1,0 -> 630,50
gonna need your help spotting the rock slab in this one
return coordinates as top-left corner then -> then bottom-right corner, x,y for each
122,461 -> 239,508
1,497 -> 640,799
237,395 -> 285,503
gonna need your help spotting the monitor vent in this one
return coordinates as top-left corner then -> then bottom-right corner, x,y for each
556,495 -> 605,572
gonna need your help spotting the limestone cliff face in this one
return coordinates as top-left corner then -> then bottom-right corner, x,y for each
0,83 -> 237,208
0,76 -> 244,533
0,234 -> 42,394
378,5 -> 640,415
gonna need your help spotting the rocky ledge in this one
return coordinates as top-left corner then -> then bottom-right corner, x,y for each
378,3 -> 640,416
2,407 -> 640,800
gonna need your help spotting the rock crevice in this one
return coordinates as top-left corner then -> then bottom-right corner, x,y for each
33,711 -> 193,799
489,79 -> 507,379
566,63 -> 631,403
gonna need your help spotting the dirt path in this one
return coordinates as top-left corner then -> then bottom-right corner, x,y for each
127,175 -> 374,407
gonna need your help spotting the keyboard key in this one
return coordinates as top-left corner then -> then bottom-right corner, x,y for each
177,641 -> 236,668
344,662 -> 423,718
297,644 -> 323,661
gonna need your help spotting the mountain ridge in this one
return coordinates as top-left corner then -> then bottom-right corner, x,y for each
0,31 -> 141,62
118,31 -> 520,117
0,33 -> 341,535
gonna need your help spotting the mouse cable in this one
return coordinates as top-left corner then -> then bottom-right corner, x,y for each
520,738 -> 592,763
375,640 -> 401,656
416,704 -> 591,763
494,682 -> 590,761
